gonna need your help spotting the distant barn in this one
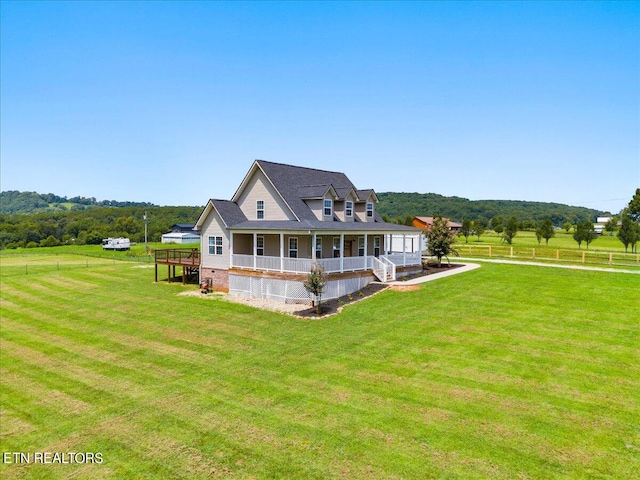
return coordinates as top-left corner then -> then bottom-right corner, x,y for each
161,224 -> 200,244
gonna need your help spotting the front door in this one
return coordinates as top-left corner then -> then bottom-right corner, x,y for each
343,241 -> 352,257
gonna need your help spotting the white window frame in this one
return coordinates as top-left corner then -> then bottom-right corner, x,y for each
289,237 -> 298,258
315,237 -> 322,259
358,236 -> 365,257
324,199 -> 333,217
256,200 -> 264,219
209,236 -> 223,255
345,201 -> 353,218
256,235 -> 264,256
333,237 -> 341,257
366,202 -> 374,218
374,236 -> 381,257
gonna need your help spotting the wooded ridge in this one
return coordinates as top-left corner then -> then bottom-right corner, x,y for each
376,192 -> 606,225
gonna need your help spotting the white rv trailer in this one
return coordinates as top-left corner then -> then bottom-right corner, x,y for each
102,237 -> 131,251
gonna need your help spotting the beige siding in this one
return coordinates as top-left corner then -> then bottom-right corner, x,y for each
236,169 -> 296,221
233,234 -> 252,255
200,209 -> 230,269
355,195 -> 376,222
335,192 -> 357,222
305,199 -> 323,220
322,194 -> 335,221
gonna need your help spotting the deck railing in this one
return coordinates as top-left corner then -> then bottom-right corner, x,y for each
155,248 -> 200,265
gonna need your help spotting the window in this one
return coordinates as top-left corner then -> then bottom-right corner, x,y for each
256,236 -> 264,256
333,237 -> 341,257
374,236 -> 381,257
256,200 -> 264,219
315,237 -> 322,259
324,199 -> 333,217
366,202 -> 374,218
358,236 -> 365,256
289,237 -> 298,258
208,236 -> 223,255
345,201 -> 353,218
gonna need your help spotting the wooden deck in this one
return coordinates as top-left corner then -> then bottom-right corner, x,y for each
154,248 -> 200,284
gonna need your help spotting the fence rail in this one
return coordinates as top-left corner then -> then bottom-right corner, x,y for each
456,244 -> 640,268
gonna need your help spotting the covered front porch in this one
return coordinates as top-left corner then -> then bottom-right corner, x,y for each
229,231 -> 422,281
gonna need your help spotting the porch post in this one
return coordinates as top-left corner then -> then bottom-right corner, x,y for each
229,232 -> 234,268
280,233 -> 284,273
253,232 -> 257,270
363,234 -> 368,270
340,233 -> 344,273
312,232 -> 316,262
403,234 -> 407,266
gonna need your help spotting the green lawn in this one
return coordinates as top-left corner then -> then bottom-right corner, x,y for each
1,254 -> 638,479
457,230 -> 626,252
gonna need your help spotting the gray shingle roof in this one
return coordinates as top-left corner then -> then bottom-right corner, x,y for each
211,199 -> 247,227
257,160 -> 358,222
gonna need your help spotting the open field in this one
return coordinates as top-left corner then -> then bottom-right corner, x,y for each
456,230 -> 627,252
1,253 -> 639,479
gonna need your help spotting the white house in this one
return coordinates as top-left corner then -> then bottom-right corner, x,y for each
194,160 -> 423,303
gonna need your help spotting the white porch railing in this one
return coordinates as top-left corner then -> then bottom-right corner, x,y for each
371,256 -> 388,282
382,252 -> 421,266
231,251 -> 421,275
380,256 -> 396,281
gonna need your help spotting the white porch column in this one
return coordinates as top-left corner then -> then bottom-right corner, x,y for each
312,232 -> 316,262
229,232 -> 234,268
253,232 -> 257,270
403,234 -> 407,266
280,233 -> 284,273
363,234 -> 368,270
340,233 -> 344,273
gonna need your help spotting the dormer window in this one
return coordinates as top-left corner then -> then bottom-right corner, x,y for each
366,202 -> 374,218
345,201 -> 353,218
257,200 -> 264,219
324,199 -> 333,217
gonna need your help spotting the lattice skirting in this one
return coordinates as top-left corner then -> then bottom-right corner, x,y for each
229,273 -> 375,304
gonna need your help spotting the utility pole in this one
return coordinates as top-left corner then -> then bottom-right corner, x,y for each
144,212 -> 148,252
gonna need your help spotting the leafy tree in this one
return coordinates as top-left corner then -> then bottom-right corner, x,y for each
460,219 -> 472,243
584,222 -> 597,249
537,218 -> 555,246
574,220 -> 597,249
563,222 -> 572,233
628,188 -> 640,221
617,215 -> 639,253
40,235 -> 60,247
491,216 -> 504,235
427,216 -> 459,267
472,217 -> 487,241
303,263 -> 327,315
604,217 -> 617,235
502,216 -> 518,245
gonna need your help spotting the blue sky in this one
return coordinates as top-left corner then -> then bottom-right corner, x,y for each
1,1 -> 638,213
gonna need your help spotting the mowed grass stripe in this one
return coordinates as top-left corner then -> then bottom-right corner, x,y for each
2,259 -> 639,478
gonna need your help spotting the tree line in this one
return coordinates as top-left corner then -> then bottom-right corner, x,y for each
455,189 -> 640,252
377,192 -> 605,227
0,190 -> 155,215
0,206 -> 203,249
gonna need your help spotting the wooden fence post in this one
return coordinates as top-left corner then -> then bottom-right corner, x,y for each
532,248 -> 535,259
556,250 -> 559,261
489,246 -> 492,257
510,246 -> 513,258
582,251 -> 586,264
609,253 -> 613,265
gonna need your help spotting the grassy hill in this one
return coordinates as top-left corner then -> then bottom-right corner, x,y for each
0,190 -> 154,215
